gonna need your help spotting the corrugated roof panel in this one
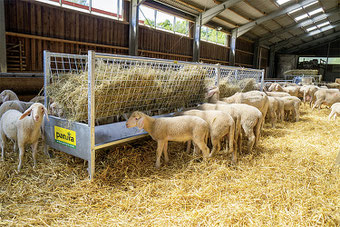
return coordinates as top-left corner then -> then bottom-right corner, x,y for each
274,14 -> 296,27
289,28 -> 305,36
320,0 -> 338,10
220,9 -> 251,25
244,0 -> 278,14
231,1 -> 264,20
261,20 -> 283,31
211,17 -> 237,29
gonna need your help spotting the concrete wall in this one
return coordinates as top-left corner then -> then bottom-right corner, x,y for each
276,54 -> 298,78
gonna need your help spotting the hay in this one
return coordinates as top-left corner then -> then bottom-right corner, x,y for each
284,69 -> 319,75
47,61 -> 208,122
1,105 -> 339,226
218,78 -> 256,98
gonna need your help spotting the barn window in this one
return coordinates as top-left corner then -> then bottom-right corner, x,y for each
139,5 -> 189,36
36,0 -> 123,20
201,26 -> 228,47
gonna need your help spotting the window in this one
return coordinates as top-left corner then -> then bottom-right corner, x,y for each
295,14 -> 308,21
276,0 -> 292,5
308,8 -> 323,16
305,26 -> 317,32
36,0 -> 123,20
201,26 -> 228,46
139,5 -> 189,36
317,21 -> 330,28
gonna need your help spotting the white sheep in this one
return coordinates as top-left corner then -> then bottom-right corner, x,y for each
221,90 -> 269,130
329,103 -> 340,120
312,89 -> 340,110
278,96 -> 301,122
0,101 -> 25,118
126,111 -> 210,168
198,103 -> 262,157
0,103 -> 49,171
0,90 -> 19,105
175,109 -> 235,158
266,91 -> 291,97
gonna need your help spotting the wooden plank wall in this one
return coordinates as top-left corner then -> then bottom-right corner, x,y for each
4,0 -> 264,72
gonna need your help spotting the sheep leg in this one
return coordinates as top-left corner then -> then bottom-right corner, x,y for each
228,125 -> 235,156
244,128 -> 255,154
163,141 -> 169,164
193,139 -> 209,159
31,142 -> 38,168
155,140 -> 166,169
17,143 -> 25,172
238,130 -> 243,155
0,132 -> 5,161
186,140 -> 192,153
209,136 -> 220,157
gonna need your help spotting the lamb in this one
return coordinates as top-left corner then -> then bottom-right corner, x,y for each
279,96 -> 301,122
328,103 -> 340,120
268,83 -> 284,92
198,103 -> 262,158
126,111 -> 210,168
30,95 -> 45,104
0,100 -> 25,118
175,109 -> 235,157
312,89 -> 340,110
283,86 -> 300,97
221,90 -> 269,129
275,97 -> 285,122
266,91 -> 291,97
0,90 -> 19,105
299,85 -> 319,107
0,103 -> 49,171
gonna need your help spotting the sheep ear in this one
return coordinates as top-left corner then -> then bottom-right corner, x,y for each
137,117 -> 144,129
19,107 -> 32,120
3,94 -> 9,102
43,106 -> 49,121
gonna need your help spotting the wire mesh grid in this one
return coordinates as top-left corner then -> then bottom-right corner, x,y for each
93,55 -> 217,123
46,53 -> 89,122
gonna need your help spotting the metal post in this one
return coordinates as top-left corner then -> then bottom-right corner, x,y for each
43,50 -> 53,158
229,29 -> 237,66
193,14 -> 202,62
88,50 -> 96,179
215,64 -> 221,87
260,69 -> 265,91
325,42 -> 330,81
0,0 -> 7,72
268,47 -> 275,78
129,0 -> 139,56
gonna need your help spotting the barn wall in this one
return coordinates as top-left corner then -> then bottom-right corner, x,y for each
4,0 -> 260,73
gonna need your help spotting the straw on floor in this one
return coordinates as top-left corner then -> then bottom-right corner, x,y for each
0,105 -> 339,226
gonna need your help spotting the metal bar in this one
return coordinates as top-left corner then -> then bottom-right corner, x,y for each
0,0 -> 7,72
275,22 -> 340,51
192,14 -> 201,62
94,134 -> 149,150
260,69 -> 264,91
201,0 -> 243,25
215,64 -> 221,86
284,31 -> 340,54
43,50 -> 52,158
88,50 -> 96,179
228,30 -> 237,66
129,0 -> 139,56
235,0 -> 319,37
258,8 -> 339,44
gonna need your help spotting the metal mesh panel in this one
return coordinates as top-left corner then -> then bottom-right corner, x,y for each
93,55 -> 216,124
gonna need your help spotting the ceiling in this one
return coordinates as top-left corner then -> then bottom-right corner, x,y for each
154,0 -> 340,54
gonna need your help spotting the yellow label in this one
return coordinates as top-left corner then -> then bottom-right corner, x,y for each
54,126 -> 76,149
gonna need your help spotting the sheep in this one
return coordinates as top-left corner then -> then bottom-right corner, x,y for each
221,90 -> 269,130
268,83 -> 284,92
126,111 -> 210,168
175,109 -> 235,158
267,96 -> 279,127
0,100 -> 25,118
328,103 -> 340,120
30,95 -> 45,104
0,90 -> 19,105
275,97 -> 285,122
268,83 -> 299,97
49,102 -> 63,117
0,103 -> 49,171
312,89 -> 340,110
198,103 -> 262,157
266,91 -> 291,97
278,96 -> 301,122
205,86 -> 220,104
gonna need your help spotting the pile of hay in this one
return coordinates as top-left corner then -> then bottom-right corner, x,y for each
219,78 -> 256,98
0,105 -> 339,225
47,61 -> 208,123
284,69 -> 319,75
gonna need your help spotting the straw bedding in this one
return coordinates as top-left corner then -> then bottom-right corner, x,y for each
0,107 -> 339,226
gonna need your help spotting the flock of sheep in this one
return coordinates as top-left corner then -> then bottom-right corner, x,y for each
0,81 -> 339,172
127,82 -> 340,168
